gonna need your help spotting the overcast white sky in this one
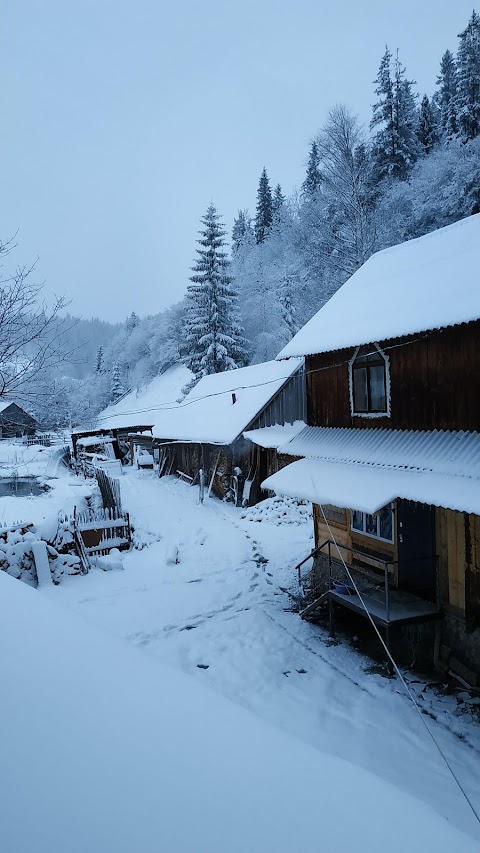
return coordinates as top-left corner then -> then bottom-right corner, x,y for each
1,1 -> 475,321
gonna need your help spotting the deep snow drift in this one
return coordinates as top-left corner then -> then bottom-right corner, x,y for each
1,569 -> 478,853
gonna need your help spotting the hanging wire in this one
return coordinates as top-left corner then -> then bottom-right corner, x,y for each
317,501 -> 480,827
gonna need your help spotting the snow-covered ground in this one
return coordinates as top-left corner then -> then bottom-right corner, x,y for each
0,438 -> 91,529
3,569 -> 478,853
2,443 -> 480,847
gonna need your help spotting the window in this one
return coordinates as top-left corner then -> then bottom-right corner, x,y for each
351,505 -> 394,543
350,345 -> 389,415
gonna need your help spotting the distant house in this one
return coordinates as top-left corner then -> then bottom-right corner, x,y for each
151,359 -> 305,506
263,214 -> 480,684
0,402 -> 39,438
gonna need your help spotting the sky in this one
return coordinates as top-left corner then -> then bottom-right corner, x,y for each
1,1 -> 476,322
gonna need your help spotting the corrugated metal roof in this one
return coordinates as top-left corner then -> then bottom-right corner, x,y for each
279,426 -> 480,481
262,457 -> 480,516
265,426 -> 480,515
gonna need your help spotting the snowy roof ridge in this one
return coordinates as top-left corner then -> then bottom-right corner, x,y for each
278,426 -> 480,482
97,365 -> 194,431
277,213 -> 480,359
152,358 -> 303,445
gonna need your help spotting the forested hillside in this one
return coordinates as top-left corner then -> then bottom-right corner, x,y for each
58,10 -> 480,427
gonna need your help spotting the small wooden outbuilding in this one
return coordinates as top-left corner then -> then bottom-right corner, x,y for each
152,359 -> 306,506
0,402 -> 39,438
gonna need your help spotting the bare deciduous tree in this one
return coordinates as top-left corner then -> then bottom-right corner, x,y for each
0,236 -> 74,406
316,104 -> 378,280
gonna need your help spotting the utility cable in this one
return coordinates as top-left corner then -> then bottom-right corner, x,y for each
317,501 -> 480,828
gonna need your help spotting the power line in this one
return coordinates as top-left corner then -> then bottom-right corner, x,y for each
91,331 -> 435,428
317,501 -> 480,828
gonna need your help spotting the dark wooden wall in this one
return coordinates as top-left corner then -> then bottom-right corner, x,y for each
306,320 -> 480,432
247,367 -> 306,430
0,404 -> 38,437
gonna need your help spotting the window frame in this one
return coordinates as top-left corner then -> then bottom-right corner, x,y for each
350,505 -> 395,544
348,343 -> 391,418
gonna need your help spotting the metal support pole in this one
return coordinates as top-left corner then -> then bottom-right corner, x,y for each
385,564 -> 390,623
328,541 -> 335,638
385,625 -> 393,676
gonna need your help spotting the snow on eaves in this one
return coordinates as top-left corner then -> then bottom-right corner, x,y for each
277,214 -> 480,359
243,421 -> 306,449
97,364 -> 193,431
152,359 -> 303,446
264,426 -> 480,515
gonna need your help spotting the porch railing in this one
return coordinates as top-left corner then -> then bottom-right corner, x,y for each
296,540 -> 439,624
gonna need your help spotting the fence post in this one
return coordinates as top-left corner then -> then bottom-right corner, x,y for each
199,468 -> 205,504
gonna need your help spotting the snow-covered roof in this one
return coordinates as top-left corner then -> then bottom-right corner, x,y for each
278,214 -> 480,358
97,365 -> 193,431
0,401 -> 13,413
264,426 -> 480,515
2,572 -> 477,853
243,421 -> 306,449
152,359 -> 303,446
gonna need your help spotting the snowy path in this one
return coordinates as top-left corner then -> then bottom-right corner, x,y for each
46,469 -> 480,841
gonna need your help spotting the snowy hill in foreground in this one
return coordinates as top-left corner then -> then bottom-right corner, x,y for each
0,571 -> 477,853
98,364 -> 193,430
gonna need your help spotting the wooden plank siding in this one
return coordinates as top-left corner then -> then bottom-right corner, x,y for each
306,319 -> 480,432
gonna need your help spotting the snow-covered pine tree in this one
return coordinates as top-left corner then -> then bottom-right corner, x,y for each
126,311 -> 140,333
301,140 -> 322,199
255,168 -> 273,243
455,11 -> 480,141
272,184 -> 286,220
435,49 -> 458,139
111,361 -> 125,402
370,47 -> 419,181
95,347 -> 104,373
232,210 -> 254,254
417,95 -> 438,154
183,204 -> 248,381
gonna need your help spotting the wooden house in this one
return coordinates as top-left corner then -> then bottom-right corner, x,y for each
263,214 -> 480,684
0,402 -> 39,438
151,359 -> 306,506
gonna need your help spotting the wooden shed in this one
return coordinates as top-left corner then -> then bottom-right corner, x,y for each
264,214 -> 480,683
0,402 -> 39,438
152,359 -> 306,506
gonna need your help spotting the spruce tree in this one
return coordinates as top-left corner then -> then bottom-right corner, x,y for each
111,361 -> 125,401
232,210 -> 254,254
417,95 -> 438,154
435,49 -> 458,139
301,140 -> 322,199
370,47 -> 419,181
272,184 -> 286,223
455,11 -> 480,140
255,168 -> 273,243
126,311 -> 139,333
95,347 -> 104,373
183,204 -> 248,381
